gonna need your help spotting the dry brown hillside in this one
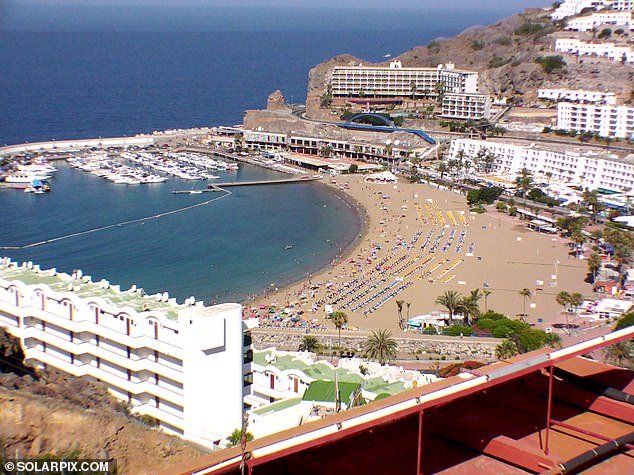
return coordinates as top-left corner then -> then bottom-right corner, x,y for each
306,7 -> 634,118
0,328 -> 208,474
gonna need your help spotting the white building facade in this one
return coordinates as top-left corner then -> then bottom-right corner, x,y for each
613,0 -> 634,11
565,11 -> 633,30
0,258 -> 251,448
551,0 -> 605,20
557,102 -> 634,138
329,61 -> 479,100
448,138 -> 634,192
538,88 -> 616,104
555,38 -> 634,63
441,93 -> 491,120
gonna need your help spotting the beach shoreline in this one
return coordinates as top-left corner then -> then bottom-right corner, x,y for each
249,173 -> 594,335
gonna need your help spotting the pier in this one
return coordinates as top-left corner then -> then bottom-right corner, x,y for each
172,176 -> 321,194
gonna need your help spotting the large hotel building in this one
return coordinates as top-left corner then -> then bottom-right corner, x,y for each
0,258 -> 253,448
328,61 -> 490,120
448,138 -> 634,193
329,61 -> 479,100
557,102 -> 634,139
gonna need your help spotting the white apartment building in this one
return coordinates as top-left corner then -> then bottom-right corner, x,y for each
448,138 -> 634,192
0,258 -> 252,449
555,38 -> 634,63
441,93 -> 491,120
329,61 -> 479,100
557,102 -> 634,138
565,11 -> 633,30
551,0 -> 605,20
613,0 -> 634,11
538,88 -> 616,104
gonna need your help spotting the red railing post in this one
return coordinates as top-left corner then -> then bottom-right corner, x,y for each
417,410 -> 424,475
545,365 -> 554,455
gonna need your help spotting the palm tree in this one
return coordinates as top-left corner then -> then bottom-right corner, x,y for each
581,189 -> 605,224
556,291 -> 571,334
468,289 -> 483,309
460,293 -> 481,326
587,252 -> 602,283
437,162 -> 450,181
515,168 -> 534,198
329,311 -> 348,351
364,329 -> 399,365
435,290 -> 463,326
518,288 -> 532,322
299,335 -> 320,353
396,299 -> 405,329
227,428 -> 254,447
569,292 -> 584,329
495,339 -> 519,360
483,289 -> 492,313
570,230 -> 586,259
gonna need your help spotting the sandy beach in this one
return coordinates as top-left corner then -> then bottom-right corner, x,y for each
250,174 -> 593,334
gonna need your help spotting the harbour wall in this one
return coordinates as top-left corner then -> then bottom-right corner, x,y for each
0,136 -> 155,156
251,328 -> 499,359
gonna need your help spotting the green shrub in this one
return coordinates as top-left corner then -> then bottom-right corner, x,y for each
467,186 -> 504,205
138,414 -> 159,427
536,55 -> 566,73
444,325 -> 474,337
514,22 -> 545,36
494,36 -> 512,46
472,40 -> 485,51
496,201 -> 508,212
615,312 -> 634,330
488,56 -> 511,69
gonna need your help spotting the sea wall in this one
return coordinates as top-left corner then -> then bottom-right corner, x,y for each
0,136 -> 155,156
251,329 -> 498,359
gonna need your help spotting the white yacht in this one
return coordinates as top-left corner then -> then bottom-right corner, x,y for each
5,172 -> 51,183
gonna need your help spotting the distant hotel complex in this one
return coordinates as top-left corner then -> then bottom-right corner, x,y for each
557,102 -> 634,139
0,258 -> 252,448
329,61 -> 491,120
552,0 -> 634,21
448,138 -> 634,193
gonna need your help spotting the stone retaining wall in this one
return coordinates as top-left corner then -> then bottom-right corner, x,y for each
251,329 -> 498,359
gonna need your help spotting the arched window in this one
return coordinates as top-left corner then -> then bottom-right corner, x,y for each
117,313 -> 131,336
88,303 -> 100,324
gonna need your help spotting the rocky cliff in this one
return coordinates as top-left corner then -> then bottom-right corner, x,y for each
0,328 -> 207,474
305,7 -> 634,119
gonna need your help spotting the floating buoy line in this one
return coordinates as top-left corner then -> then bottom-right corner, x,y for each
1,188 -> 232,250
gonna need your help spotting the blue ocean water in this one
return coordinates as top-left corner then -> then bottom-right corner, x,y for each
0,6 -> 529,303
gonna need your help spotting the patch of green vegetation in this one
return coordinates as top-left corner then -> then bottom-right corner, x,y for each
514,22 -> 545,36
493,36 -> 512,46
488,56 -> 511,69
536,55 -> 566,73
467,186 -> 504,206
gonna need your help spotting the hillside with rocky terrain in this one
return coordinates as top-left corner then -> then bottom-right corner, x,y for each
0,328 -> 208,474
306,6 -> 634,119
